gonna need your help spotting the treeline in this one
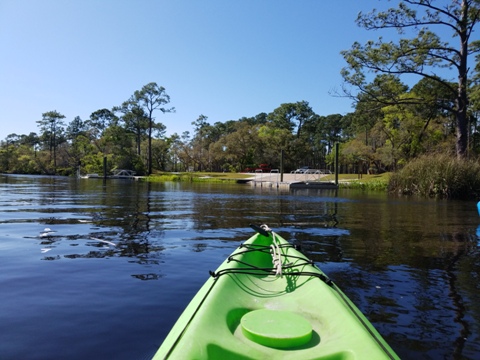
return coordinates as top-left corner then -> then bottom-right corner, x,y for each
0,85 -> 351,175
0,76 -> 479,177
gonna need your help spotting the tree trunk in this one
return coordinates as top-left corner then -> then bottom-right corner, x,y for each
456,0 -> 470,159
148,119 -> 152,175
137,132 -> 141,156
456,104 -> 468,159
53,131 -> 57,174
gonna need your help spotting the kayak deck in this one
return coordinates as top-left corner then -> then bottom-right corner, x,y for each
153,229 -> 399,360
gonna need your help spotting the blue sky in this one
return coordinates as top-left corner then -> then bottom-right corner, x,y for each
1,0 -> 388,140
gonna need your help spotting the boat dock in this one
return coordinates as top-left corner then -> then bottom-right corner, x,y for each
245,173 -> 338,190
79,169 -> 138,180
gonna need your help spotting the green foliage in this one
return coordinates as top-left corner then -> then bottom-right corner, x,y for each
342,73 -> 458,171
131,82 -> 174,175
388,154 -> 480,199
267,101 -> 314,138
37,110 -> 66,173
341,0 -> 480,159
82,153 -> 105,174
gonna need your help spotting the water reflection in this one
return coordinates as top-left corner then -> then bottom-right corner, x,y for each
1,175 -> 480,359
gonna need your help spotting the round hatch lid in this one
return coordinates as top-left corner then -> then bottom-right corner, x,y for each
240,309 -> 312,348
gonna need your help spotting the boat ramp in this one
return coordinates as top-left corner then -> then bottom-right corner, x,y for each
245,172 -> 338,190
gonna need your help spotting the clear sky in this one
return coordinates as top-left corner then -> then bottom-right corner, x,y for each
1,0 -> 383,140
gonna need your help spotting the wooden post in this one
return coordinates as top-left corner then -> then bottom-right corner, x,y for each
335,143 -> 339,186
280,149 -> 284,182
103,156 -> 107,179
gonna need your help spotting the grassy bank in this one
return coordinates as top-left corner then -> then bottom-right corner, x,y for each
147,172 -> 252,183
321,173 -> 390,191
147,171 -> 391,190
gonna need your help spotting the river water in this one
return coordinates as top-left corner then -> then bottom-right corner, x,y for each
0,174 -> 479,359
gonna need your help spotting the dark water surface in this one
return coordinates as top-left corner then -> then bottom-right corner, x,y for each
1,174 -> 479,359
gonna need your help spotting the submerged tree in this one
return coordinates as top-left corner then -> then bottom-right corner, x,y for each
341,0 -> 480,159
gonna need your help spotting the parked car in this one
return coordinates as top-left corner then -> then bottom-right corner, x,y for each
243,163 -> 272,173
294,166 -> 310,174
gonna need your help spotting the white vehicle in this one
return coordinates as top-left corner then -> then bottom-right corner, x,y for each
294,166 -> 310,174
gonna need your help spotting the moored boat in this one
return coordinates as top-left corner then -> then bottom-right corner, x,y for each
153,225 -> 399,359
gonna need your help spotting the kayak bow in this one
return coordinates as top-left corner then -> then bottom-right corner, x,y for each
153,225 -> 399,360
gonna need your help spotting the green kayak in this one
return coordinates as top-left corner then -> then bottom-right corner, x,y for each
153,225 -> 399,360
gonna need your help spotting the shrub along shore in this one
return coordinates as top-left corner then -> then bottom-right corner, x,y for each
388,154 -> 480,200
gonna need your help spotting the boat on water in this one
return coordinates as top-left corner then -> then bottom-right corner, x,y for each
79,173 -> 101,179
153,225 -> 399,360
